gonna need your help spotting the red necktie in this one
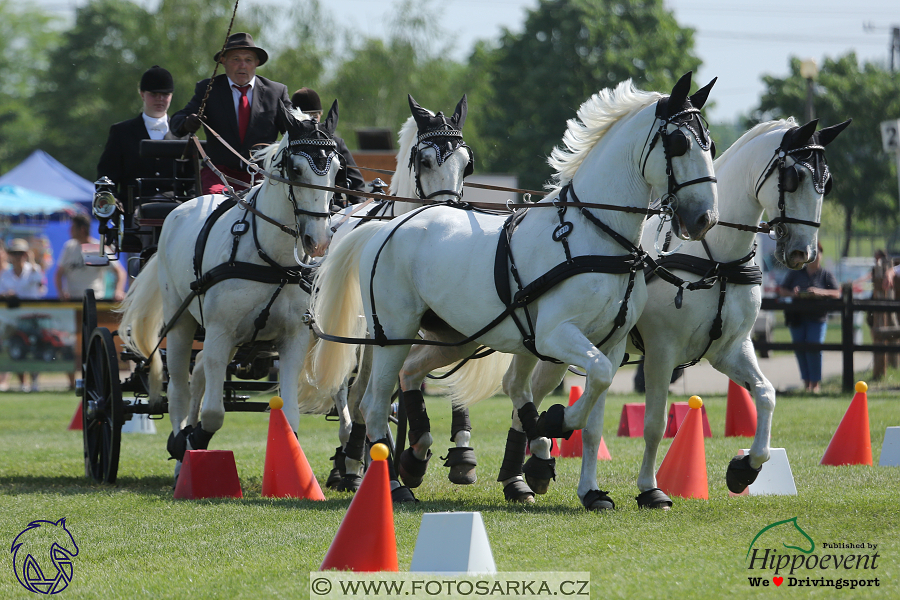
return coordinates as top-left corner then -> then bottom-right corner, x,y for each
235,84 -> 250,142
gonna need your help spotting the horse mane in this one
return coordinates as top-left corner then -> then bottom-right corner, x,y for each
390,115 -> 419,197
252,108 -> 318,169
714,117 -> 797,169
547,80 -> 663,190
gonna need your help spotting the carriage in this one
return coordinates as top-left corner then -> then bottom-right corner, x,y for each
78,136 -> 309,484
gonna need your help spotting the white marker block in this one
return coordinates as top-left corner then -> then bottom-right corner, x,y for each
729,448 -> 797,496
410,512 -> 496,574
121,413 -> 157,434
878,427 -> 900,467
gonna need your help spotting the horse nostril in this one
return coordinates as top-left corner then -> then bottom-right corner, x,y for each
304,235 -> 315,251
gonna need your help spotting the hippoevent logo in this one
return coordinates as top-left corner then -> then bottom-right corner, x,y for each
745,517 -> 881,590
10,518 -> 79,595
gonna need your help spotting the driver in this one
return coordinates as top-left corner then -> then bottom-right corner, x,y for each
171,32 -> 292,194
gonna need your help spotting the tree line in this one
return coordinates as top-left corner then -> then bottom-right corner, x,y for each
2,0 -> 899,245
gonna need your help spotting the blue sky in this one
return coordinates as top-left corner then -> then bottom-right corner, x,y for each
34,0 -> 898,123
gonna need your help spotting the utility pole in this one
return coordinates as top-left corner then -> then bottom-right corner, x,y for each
863,23 -> 900,71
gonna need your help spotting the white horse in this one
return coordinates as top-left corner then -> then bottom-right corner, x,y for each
322,95 -> 506,491
525,116 -> 851,509
117,102 -> 339,468
307,72 -> 719,505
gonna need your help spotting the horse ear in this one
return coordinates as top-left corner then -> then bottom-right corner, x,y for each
451,94 -> 468,131
322,99 -> 339,136
790,119 -> 819,149
276,100 -> 296,132
408,94 -> 433,130
817,119 -> 852,146
668,71 -> 693,117
689,77 -> 717,109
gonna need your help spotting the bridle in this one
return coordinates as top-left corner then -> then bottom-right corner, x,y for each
639,104 -> 718,256
408,127 -> 474,201
754,139 -> 829,239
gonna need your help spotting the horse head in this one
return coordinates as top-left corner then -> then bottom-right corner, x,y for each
754,118 -> 851,269
746,516 -> 815,559
403,94 -> 474,203
641,71 -> 719,242
273,100 -> 341,258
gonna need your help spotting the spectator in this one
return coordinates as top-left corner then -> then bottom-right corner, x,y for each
0,238 -> 48,391
54,214 -> 126,302
778,243 -> 840,393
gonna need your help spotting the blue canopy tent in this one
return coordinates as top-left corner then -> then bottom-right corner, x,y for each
0,150 -> 94,209
0,185 -> 85,222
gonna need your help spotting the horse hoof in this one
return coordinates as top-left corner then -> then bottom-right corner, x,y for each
391,485 -> 419,504
444,447 -> 477,485
503,480 -> 535,504
325,467 -> 343,490
523,455 -> 556,495
726,454 -> 762,494
398,447 -> 432,489
536,404 -> 574,440
582,489 -> 615,511
335,474 -> 361,492
167,425 -> 194,462
635,488 -> 673,510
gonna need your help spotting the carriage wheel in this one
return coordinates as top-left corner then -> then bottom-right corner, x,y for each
82,327 -> 123,484
81,289 -> 98,377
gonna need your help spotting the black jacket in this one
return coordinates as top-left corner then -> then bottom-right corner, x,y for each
171,74 -> 291,171
96,114 -> 186,200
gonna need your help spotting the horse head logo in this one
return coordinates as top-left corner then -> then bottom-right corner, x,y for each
747,516 -> 814,559
10,518 -> 79,595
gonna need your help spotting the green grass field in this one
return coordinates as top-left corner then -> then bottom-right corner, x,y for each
1,388 -> 898,599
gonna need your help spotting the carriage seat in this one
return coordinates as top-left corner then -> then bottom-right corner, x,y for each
134,201 -> 180,228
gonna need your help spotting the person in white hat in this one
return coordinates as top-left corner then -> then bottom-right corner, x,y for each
0,238 -> 47,392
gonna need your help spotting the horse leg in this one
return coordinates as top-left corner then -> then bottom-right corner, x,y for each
363,343 -> 418,502
336,347 -> 370,492
711,339 -> 776,493
326,383 -> 351,489
497,354 -> 540,502
162,314 -> 198,484
192,326 -> 233,448
188,350 -> 205,427
634,347 -> 677,509
397,343 -> 477,488
519,361 -> 569,495
444,405 -> 477,484
571,342 -> 627,511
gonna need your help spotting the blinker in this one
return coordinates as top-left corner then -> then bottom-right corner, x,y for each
668,129 -> 689,157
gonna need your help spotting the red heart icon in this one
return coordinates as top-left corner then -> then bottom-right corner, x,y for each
773,577 -> 783,586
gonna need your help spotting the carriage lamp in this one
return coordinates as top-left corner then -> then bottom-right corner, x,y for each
92,177 -> 119,219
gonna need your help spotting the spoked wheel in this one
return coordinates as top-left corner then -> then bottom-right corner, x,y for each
82,327 -> 123,484
81,289 -> 97,378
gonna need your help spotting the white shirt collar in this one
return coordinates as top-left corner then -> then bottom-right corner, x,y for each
142,113 -> 169,140
227,76 -> 257,90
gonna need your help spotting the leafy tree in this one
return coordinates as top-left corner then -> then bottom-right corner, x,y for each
751,54 -> 900,256
0,1 -> 59,172
471,0 -> 702,191
322,0 -> 470,148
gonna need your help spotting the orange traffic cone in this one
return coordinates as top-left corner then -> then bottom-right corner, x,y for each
560,384 -> 611,459
725,380 -> 757,437
262,397 -> 325,500
173,450 -> 243,499
321,443 -> 398,572
821,381 -> 873,466
655,395 -> 708,499
68,402 -> 83,430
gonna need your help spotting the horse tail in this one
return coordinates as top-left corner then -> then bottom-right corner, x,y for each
115,254 -> 164,401
444,351 -> 512,409
304,223 -> 385,399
